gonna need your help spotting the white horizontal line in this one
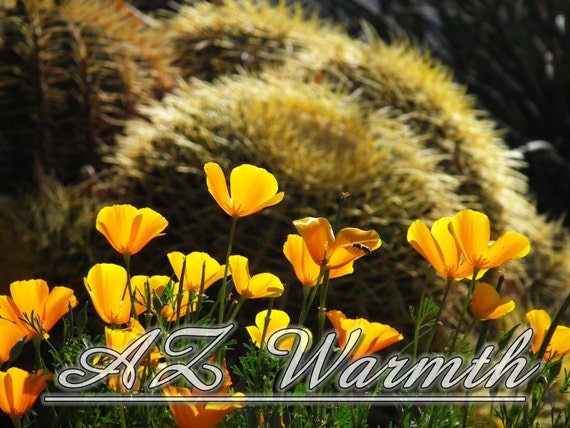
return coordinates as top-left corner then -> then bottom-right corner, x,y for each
42,394 -> 526,406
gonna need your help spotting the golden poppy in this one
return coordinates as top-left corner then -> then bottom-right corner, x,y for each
526,309 -> 570,361
0,279 -> 78,340
246,309 -> 311,351
131,275 -> 170,316
471,282 -> 515,320
293,217 -> 380,269
449,209 -> 530,271
103,318 -> 163,392
283,234 -> 354,287
228,255 -> 283,299
159,280 -> 196,322
326,310 -> 403,360
204,162 -> 284,217
407,217 -> 477,280
163,384 -> 244,428
0,316 -> 28,364
0,367 -> 53,418
167,251 -> 225,292
96,204 -> 168,255
84,263 -> 131,325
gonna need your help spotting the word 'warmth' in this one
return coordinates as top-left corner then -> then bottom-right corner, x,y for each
56,324 -> 540,393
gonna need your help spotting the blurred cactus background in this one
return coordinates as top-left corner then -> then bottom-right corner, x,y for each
296,0 -> 570,223
1,0 -> 570,339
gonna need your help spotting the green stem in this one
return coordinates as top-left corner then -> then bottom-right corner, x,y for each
123,253 -> 137,320
226,296 -> 247,323
119,406 -> 127,428
10,417 -> 21,428
298,270 -> 325,326
193,261 -> 207,324
218,216 -> 239,324
317,269 -> 332,341
254,300 -> 275,389
449,269 -> 479,352
424,276 -> 453,353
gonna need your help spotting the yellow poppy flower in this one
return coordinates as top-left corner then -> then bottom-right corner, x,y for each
283,234 -> 354,287
204,162 -> 284,217
228,255 -> 284,299
246,309 -> 311,351
0,367 -> 53,418
131,275 -> 170,316
163,384 -> 245,428
103,319 -> 163,392
407,217 -> 477,280
293,217 -> 381,269
526,309 -> 570,361
159,281 -> 197,322
0,279 -> 78,341
471,282 -> 515,320
449,209 -> 530,271
84,263 -> 131,325
167,251 -> 225,292
326,310 -> 403,360
96,204 -> 168,255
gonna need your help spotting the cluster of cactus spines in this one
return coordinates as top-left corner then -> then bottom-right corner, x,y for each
0,177 -> 108,296
0,0 -> 174,194
305,0 -> 570,224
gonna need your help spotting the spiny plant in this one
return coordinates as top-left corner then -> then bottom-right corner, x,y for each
103,0 -> 570,332
0,0 -> 174,193
301,0 -> 570,224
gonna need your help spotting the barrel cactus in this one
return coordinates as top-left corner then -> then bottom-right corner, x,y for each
0,0 -> 174,193
102,0 -> 570,334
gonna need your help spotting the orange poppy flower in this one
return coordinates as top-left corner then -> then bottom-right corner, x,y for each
449,209 -> 530,271
0,367 -> 53,418
471,282 -> 515,320
526,309 -> 570,361
228,255 -> 284,299
326,310 -> 403,360
103,318 -> 163,392
163,384 -> 245,428
159,281 -> 196,322
0,317 -> 28,364
246,309 -> 311,351
293,217 -> 381,269
84,263 -> 131,325
204,162 -> 284,217
0,279 -> 78,341
131,275 -> 170,316
407,217 -> 477,280
167,251 -> 225,292
283,234 -> 354,287
96,204 -> 168,255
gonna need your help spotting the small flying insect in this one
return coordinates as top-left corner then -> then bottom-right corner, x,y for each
351,242 -> 371,255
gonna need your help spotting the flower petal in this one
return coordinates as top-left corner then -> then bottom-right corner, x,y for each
449,209 -> 491,267
245,273 -> 284,299
484,231 -> 531,268
204,162 -> 235,216
293,217 -> 335,267
228,255 -> 250,296
229,164 -> 284,216
44,286 -> 78,332
85,263 -> 130,325
526,309 -> 551,354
